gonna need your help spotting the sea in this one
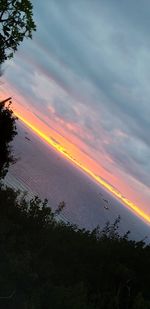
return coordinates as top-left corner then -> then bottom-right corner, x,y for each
4,121 -> 150,242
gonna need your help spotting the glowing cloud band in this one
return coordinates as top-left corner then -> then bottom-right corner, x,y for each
15,111 -> 150,225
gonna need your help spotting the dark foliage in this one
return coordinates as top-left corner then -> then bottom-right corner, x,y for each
0,99 -> 17,179
0,186 -> 150,308
0,0 -> 36,64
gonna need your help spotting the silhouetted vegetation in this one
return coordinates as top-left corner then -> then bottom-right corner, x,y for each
0,0 -> 36,64
0,186 -> 150,309
0,1 -> 36,176
0,99 -> 17,179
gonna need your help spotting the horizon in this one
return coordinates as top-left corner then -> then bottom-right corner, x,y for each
1,0 -> 150,224
12,109 -> 150,225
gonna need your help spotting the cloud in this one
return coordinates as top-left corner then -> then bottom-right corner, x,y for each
2,0 -> 150,207
105,134 -> 150,187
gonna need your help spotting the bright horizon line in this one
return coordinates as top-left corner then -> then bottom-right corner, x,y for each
14,111 -> 150,225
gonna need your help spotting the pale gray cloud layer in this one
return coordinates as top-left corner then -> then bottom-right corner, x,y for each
3,0 -> 150,202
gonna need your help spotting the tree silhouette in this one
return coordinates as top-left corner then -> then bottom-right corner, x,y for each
0,98 -> 17,179
0,0 -> 36,64
0,186 -> 150,308
0,1 -> 36,177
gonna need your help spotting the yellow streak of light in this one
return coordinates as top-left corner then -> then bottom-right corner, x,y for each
15,112 -> 150,225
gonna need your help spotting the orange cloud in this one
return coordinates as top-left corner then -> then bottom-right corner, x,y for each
14,107 -> 150,225
1,86 -> 150,225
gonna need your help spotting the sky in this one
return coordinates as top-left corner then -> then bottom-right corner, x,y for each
1,0 -> 150,219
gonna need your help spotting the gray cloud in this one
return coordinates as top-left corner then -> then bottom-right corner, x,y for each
2,0 -> 150,203
52,97 -> 78,123
105,135 -> 150,187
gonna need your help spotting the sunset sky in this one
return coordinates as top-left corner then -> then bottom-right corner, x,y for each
1,0 -> 150,219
